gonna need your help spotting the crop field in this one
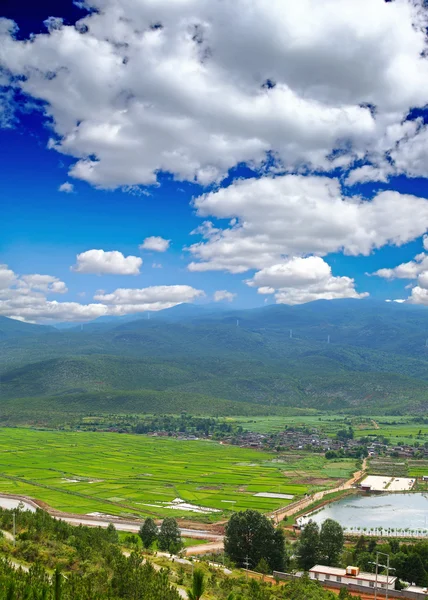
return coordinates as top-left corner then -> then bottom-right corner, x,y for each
232,415 -> 345,435
0,428 -> 356,521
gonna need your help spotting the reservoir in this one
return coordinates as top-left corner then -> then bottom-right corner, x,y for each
299,493 -> 428,535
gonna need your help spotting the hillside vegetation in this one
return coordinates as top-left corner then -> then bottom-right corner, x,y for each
1,299 -> 428,416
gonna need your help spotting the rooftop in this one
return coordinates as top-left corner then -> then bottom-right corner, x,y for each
310,565 -> 396,585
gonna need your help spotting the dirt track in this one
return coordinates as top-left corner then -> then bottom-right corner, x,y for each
270,457 -> 367,522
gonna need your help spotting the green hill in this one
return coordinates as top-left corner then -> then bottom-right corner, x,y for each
1,300 -> 428,416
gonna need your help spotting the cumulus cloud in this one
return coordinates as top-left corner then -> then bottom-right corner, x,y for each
72,249 -> 142,275
188,175 -> 428,273
20,274 -> 68,294
213,290 -> 236,302
58,182 -> 74,193
0,264 -> 205,322
0,265 -> 17,290
1,1 -> 428,187
372,254 -> 428,281
94,285 -> 205,312
372,237 -> 428,305
140,236 -> 170,252
246,256 -> 367,305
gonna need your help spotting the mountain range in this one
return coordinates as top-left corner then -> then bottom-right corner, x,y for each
1,299 -> 428,420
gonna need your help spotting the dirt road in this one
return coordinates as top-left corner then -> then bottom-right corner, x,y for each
270,457 -> 367,522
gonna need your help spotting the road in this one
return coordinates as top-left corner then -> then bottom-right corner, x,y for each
0,494 -> 222,541
59,516 -> 222,540
270,457 -> 368,522
0,457 -> 367,551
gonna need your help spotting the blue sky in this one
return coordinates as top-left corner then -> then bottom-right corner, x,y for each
2,0 -> 428,322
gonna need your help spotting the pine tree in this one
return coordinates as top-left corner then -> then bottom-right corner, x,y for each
158,518 -> 182,552
139,518 -> 158,548
187,569 -> 205,600
297,520 -> 320,571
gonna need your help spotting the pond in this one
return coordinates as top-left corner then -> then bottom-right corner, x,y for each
298,493 -> 428,535
0,496 -> 36,513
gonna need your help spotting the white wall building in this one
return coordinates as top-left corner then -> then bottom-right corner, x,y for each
309,565 -> 396,591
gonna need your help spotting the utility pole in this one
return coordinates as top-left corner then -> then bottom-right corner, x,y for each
370,552 -> 395,600
12,511 -> 16,545
243,556 -> 250,581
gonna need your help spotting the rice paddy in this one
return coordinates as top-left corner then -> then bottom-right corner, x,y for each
0,428 -> 355,521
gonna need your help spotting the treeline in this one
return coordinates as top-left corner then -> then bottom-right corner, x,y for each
0,507 -> 359,600
133,414 -> 240,437
0,557 -> 179,600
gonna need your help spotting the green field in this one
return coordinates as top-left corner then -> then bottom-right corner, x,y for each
234,415 -> 428,445
0,428 -> 356,521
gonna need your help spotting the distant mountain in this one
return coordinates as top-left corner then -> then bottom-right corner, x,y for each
0,316 -> 55,339
1,299 -> 428,416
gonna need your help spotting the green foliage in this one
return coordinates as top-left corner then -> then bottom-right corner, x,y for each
0,507 -> 182,600
224,509 -> 285,572
187,569 -> 205,600
139,518 -> 158,549
297,520 -> 320,571
319,519 -> 344,566
3,300 -> 428,416
158,518 -> 182,553
297,518 -> 344,570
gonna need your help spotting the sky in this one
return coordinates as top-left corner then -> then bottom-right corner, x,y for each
2,0 -> 428,322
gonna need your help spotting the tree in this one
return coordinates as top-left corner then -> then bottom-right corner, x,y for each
139,518 -> 158,548
53,568 -> 62,600
158,518 -> 182,552
255,557 -> 270,580
297,520 -> 320,571
224,510 -> 285,572
319,519 -> 344,566
106,522 -> 119,544
187,569 -> 205,600
224,510 -> 285,571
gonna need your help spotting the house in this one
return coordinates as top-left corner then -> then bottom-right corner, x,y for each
309,565 -> 396,591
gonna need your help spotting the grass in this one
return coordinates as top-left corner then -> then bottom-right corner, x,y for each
0,428 -> 355,522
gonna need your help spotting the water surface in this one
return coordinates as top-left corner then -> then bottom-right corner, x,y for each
299,493 -> 428,534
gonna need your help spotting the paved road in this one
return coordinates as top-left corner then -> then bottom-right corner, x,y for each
0,495 -> 222,541
59,516 -> 222,540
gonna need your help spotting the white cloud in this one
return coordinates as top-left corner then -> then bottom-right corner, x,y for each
345,164 -> 391,186
94,285 -> 205,312
20,274 -> 68,294
246,256 -> 368,305
372,240 -> 428,305
72,249 -> 142,275
0,264 -> 205,322
213,290 -> 237,302
0,265 -> 17,290
152,262 -> 163,269
372,253 -> 428,280
1,1 -> 428,186
58,182 -> 74,193
188,175 -> 428,273
140,236 -> 170,252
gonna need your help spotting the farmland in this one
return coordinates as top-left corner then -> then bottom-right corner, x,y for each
234,414 -> 428,445
0,428 -> 356,521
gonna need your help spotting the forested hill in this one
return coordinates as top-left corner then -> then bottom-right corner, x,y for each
1,299 -> 428,415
